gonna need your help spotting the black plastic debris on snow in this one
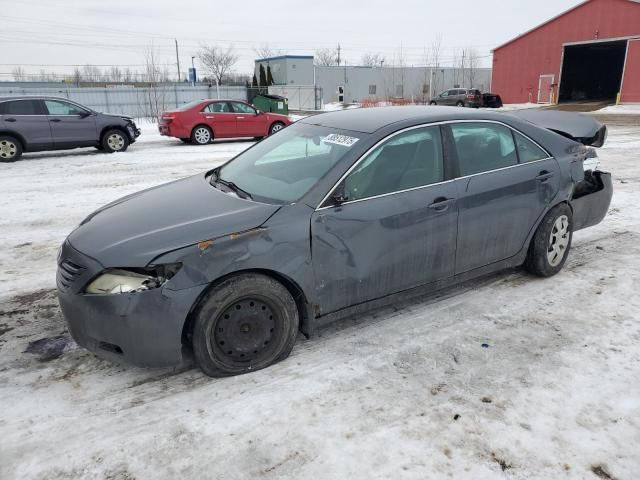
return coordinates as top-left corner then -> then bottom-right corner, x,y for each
24,335 -> 69,362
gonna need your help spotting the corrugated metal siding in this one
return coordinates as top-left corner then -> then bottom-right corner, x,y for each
621,39 -> 640,102
0,85 -> 248,117
492,0 -> 640,103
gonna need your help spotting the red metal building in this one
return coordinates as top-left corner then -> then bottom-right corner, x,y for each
492,0 -> 640,104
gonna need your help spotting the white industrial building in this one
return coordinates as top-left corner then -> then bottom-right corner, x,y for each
255,55 -> 492,109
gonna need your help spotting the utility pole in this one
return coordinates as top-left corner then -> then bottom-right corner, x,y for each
336,43 -> 341,66
175,39 -> 181,82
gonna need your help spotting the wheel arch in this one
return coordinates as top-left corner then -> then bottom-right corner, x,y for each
181,268 -> 313,347
99,125 -> 129,142
0,130 -> 26,150
191,123 -> 214,137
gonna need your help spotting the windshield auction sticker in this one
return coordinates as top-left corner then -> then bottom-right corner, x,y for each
323,134 -> 359,147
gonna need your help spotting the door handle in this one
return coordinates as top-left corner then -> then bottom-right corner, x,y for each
237,116 -> 245,119
205,116 -> 214,119
4,118 -> 16,122
536,171 -> 554,182
428,197 -> 455,212
50,118 -> 61,123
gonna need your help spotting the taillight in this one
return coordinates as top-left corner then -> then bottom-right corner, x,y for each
466,94 -> 476,99
161,116 -> 174,124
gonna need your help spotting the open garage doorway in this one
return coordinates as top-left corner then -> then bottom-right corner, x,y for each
559,40 -> 627,103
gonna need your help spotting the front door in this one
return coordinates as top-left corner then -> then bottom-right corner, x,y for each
200,101 -> 236,138
230,101 -> 264,137
538,74 -> 554,104
449,122 -> 560,274
311,125 -> 458,315
44,100 -> 97,147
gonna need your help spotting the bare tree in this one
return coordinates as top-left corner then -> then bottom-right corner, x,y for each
72,67 -> 82,86
254,43 -> 282,59
361,52 -> 386,67
11,67 -> 26,81
140,46 -> 168,121
108,66 -> 123,83
123,68 -> 133,83
314,48 -> 338,66
82,64 -> 102,82
198,44 -> 238,85
463,47 -> 479,88
429,34 -> 443,95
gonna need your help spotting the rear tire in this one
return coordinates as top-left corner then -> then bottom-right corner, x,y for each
0,136 -> 22,162
456,101 -> 465,107
101,129 -> 129,153
192,273 -> 299,377
191,125 -> 213,145
429,101 -> 437,106
525,203 -> 573,277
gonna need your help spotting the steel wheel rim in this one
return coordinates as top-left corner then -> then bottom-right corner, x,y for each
195,128 -> 210,144
548,215 -> 569,267
271,124 -> 283,133
107,133 -> 125,151
0,140 -> 17,159
212,297 -> 278,364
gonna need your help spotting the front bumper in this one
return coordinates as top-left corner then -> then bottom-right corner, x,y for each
57,241 -> 205,368
127,122 -> 141,142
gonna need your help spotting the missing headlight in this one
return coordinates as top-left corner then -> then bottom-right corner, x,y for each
85,263 -> 181,295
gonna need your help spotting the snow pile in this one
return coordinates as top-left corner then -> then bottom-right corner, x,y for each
596,104 -> 640,115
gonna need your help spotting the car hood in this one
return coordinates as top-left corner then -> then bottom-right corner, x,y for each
509,110 -> 607,147
68,174 -> 280,268
100,112 -> 134,122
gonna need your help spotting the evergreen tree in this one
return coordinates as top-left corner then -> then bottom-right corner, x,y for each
267,65 -> 275,86
252,74 -> 258,87
259,64 -> 267,86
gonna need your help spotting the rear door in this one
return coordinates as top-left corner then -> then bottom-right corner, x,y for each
230,101 -> 264,137
0,99 -> 52,149
201,102 -> 236,138
448,121 -> 560,274
44,100 -> 97,147
311,125 -> 458,314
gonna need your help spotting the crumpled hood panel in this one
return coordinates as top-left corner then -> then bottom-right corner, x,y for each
68,174 -> 280,267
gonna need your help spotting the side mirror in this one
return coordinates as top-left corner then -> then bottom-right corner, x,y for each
79,111 -> 91,118
255,109 -> 262,115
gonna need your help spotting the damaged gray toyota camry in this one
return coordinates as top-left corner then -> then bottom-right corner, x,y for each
57,106 -> 612,377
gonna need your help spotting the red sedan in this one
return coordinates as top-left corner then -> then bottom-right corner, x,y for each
158,99 -> 292,144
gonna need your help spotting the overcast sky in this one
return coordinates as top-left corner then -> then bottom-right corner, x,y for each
0,0 -> 582,79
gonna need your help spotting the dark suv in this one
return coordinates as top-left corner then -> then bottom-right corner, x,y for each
0,96 -> 140,162
429,88 -> 482,108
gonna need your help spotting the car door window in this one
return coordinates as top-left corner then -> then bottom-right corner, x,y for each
203,102 -> 230,113
0,99 -> 42,115
344,126 -> 444,201
231,102 -> 256,114
514,131 -> 549,163
451,123 -> 517,176
440,91 -> 448,98
44,100 -> 86,115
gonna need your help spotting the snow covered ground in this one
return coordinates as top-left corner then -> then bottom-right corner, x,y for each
596,104 -> 640,115
1,119 -> 639,480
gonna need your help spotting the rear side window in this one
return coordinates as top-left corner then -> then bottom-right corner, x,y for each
451,123 -> 517,176
514,131 -> 549,163
0,100 -> 42,115
203,102 -> 230,113
344,126 -> 444,201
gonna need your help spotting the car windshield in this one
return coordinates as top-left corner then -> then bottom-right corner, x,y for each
215,123 -> 362,204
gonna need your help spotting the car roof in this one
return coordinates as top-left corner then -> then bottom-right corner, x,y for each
0,95 -> 79,102
298,106 -> 512,134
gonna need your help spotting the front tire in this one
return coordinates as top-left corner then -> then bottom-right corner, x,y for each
191,125 -> 213,145
525,203 -> 573,277
269,122 -> 285,135
0,136 -> 22,162
456,101 -> 465,107
192,273 -> 299,377
429,101 -> 437,106
101,129 -> 129,153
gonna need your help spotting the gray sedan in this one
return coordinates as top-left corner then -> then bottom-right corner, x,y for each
57,107 -> 612,377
